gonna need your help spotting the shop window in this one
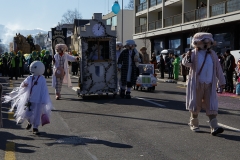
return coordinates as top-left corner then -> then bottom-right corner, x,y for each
212,33 -> 232,54
154,39 -> 164,55
169,39 -> 181,55
86,39 -> 110,61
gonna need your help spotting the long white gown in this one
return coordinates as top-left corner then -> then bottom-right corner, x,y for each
3,75 -> 53,128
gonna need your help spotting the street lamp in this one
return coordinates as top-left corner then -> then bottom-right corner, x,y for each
112,0 -> 123,43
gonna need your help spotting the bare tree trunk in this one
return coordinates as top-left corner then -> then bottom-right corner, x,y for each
0,84 -> 2,127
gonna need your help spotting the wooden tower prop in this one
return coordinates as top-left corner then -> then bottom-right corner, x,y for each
77,13 -> 117,97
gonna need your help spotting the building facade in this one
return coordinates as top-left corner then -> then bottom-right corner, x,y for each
133,0 -> 240,55
103,10 -> 149,52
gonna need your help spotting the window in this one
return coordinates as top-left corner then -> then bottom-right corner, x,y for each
106,19 -> 111,25
169,39 -> 181,55
154,39 -> 164,55
139,18 -> 147,25
158,11 -> 162,20
212,33 -> 232,54
86,39 -> 110,61
112,16 -> 117,26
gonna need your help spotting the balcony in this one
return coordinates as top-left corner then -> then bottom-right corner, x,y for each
135,24 -> 147,33
148,20 -> 162,31
164,14 -> 182,27
211,0 -> 240,17
137,2 -> 148,12
184,7 -> 207,23
150,0 -> 162,7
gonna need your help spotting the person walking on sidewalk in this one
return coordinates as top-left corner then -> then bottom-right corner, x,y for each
173,54 -> 180,80
52,44 -> 79,100
224,49 -> 235,93
166,53 -> 174,79
159,54 -> 165,79
182,32 -> 225,136
181,53 -> 188,82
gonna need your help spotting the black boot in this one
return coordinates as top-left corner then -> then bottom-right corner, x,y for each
25,123 -> 32,130
120,89 -> 125,98
33,128 -> 40,135
125,91 -> 131,99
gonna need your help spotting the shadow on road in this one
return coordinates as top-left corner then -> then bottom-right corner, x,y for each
40,133 -> 133,148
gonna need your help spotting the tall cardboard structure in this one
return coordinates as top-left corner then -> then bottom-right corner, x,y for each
77,13 -> 117,97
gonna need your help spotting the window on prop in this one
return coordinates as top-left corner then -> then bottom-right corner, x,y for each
87,39 -> 110,61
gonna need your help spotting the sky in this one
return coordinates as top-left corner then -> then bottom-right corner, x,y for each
0,0 -> 129,31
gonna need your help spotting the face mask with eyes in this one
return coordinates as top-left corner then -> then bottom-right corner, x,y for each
29,61 -> 45,76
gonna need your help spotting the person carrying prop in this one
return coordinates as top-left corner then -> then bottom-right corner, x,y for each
117,40 -> 141,99
235,58 -> 240,95
52,44 -> 79,100
42,50 -> 52,78
182,32 -> 226,136
3,61 -> 53,135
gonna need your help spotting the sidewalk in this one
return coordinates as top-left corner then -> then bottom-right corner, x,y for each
156,72 -> 187,86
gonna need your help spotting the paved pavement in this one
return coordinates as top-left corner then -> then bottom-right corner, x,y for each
0,76 -> 240,160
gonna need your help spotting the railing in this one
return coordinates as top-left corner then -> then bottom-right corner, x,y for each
211,0 -> 240,17
164,14 -> 182,27
148,19 -> 162,30
137,1 -> 148,12
184,7 -> 207,23
135,24 -> 147,33
150,0 -> 162,7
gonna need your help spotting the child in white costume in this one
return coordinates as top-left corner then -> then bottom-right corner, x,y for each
3,61 -> 53,135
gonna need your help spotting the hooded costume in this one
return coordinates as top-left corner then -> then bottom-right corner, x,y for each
3,61 -> 53,135
182,32 -> 226,136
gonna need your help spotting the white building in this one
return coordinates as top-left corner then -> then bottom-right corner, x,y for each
103,10 -> 150,53
133,0 -> 240,55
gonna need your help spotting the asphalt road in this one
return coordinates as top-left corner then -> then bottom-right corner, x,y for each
0,76 -> 240,160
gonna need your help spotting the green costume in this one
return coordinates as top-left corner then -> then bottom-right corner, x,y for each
173,56 -> 180,80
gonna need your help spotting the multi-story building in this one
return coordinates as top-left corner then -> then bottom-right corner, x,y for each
133,0 -> 240,55
103,10 -> 148,52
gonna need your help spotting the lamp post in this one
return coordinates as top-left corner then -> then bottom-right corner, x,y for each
112,0 -> 123,43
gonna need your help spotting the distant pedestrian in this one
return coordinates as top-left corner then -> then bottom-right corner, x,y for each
42,50 -> 52,78
167,53 -> 174,79
140,47 -> 149,64
173,54 -> 180,80
116,42 -> 123,92
8,52 -> 20,80
224,49 -> 235,93
182,32 -> 225,136
2,52 -> 9,77
181,53 -> 188,82
159,54 -> 165,79
150,53 -> 157,73
18,51 -> 26,78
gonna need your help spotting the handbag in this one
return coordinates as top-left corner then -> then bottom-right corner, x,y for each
55,67 -> 65,78
41,114 -> 50,126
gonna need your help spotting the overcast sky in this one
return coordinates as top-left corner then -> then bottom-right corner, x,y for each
0,0 -> 129,31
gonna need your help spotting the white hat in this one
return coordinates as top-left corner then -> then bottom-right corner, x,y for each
125,40 -> 136,46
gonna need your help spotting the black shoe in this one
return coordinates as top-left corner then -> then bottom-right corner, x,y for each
125,91 -> 131,99
211,127 -> 224,136
26,123 -> 32,130
120,89 -> 125,98
33,128 -> 40,135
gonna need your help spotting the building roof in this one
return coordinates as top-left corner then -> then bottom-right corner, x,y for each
74,19 -> 90,28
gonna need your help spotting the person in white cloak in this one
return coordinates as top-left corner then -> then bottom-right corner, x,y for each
3,61 -> 53,135
52,44 -> 79,100
182,32 -> 226,136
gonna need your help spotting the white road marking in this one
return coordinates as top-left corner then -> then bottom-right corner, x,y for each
135,97 -> 166,108
218,123 -> 240,132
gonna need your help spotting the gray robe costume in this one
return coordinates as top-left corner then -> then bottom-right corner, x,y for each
117,48 -> 137,86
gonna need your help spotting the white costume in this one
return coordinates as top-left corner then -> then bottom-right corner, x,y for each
3,61 -> 53,134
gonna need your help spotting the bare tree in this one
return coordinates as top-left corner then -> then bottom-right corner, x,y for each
61,8 -> 82,24
125,0 -> 134,10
